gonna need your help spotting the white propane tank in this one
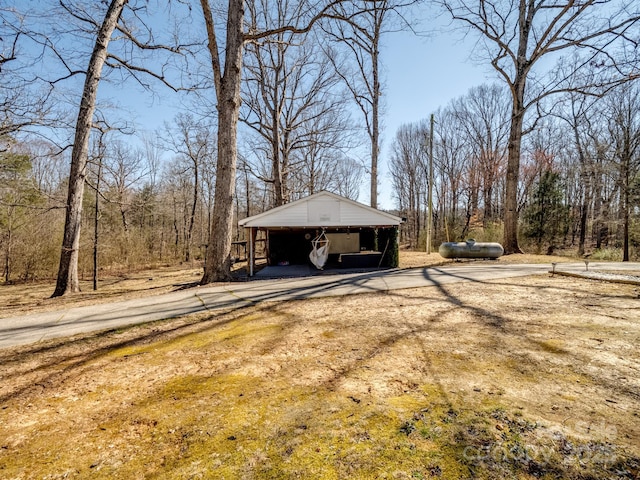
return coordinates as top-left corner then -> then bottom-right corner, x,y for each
438,239 -> 504,259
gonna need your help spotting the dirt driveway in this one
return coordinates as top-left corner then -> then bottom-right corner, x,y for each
0,271 -> 639,479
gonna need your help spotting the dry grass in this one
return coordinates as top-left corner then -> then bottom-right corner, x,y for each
398,251 -> 577,269
0,272 -> 638,479
0,265 -> 203,317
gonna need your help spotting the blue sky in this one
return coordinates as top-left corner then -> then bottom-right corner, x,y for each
101,14 -> 491,210
375,27 -> 490,208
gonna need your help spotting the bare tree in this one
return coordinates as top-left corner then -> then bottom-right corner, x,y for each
242,0 -> 303,206
241,1 -> 349,206
198,0 -> 244,284
433,107 -> 471,242
453,84 -> 509,225
440,0 -> 640,253
606,81 -> 640,261
0,4 -> 55,143
102,141 -> 147,236
552,85 -> 601,255
52,0 -> 128,296
289,101 -> 355,198
330,156 -> 363,200
322,1 -> 385,208
51,0 -> 186,296
161,113 -> 216,261
389,121 -> 428,248
85,124 -> 111,291
199,0 -> 369,283
24,139 -> 66,198
322,0 -> 414,207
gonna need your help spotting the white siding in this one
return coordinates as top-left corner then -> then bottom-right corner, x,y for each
308,198 -> 340,225
340,201 -> 390,226
246,201 -> 307,227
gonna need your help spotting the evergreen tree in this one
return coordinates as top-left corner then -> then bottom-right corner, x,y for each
523,170 -> 569,254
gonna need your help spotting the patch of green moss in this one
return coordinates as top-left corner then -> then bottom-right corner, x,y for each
3,292 -> 638,480
3,371 -> 638,480
78,377 -> 474,478
211,314 -> 279,342
108,312 -> 283,359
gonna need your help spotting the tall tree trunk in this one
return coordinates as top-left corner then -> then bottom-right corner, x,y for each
575,136 -> 589,257
201,0 -> 244,284
503,58 -> 528,254
272,97 -> 284,207
592,167 -> 603,248
370,34 -> 380,209
272,60 -> 286,207
172,195 -> 180,254
578,193 -> 588,256
622,158 -> 630,261
503,109 -> 524,254
483,184 -> 493,225
501,2 -> 532,255
186,163 -> 199,262
3,215 -> 12,283
52,0 -> 127,297
93,159 -> 102,291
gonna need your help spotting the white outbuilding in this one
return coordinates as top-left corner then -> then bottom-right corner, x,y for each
238,191 -> 402,276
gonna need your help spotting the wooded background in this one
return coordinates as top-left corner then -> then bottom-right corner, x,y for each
1,0 -> 639,287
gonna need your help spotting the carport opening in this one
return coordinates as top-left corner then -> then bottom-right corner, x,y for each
265,227 -> 398,271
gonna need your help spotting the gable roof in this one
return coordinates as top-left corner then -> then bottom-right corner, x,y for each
238,191 -> 402,228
